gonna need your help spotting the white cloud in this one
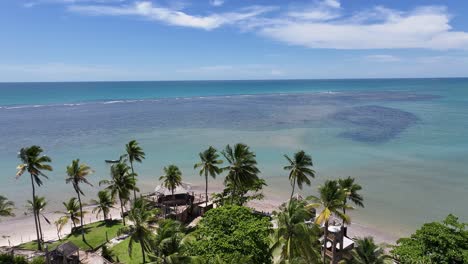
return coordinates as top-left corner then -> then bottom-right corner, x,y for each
210,0 -> 224,7
287,0 -> 341,21
69,1 -> 275,30
365,55 -> 401,62
258,6 -> 468,50
324,0 -> 340,9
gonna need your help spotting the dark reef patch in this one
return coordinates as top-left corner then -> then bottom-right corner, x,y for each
333,105 -> 419,143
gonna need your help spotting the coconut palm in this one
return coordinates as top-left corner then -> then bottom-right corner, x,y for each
284,151 -> 316,200
272,199 -> 321,263
194,146 -> 223,206
0,195 -> 15,218
346,237 -> 390,264
308,180 -> 350,263
338,177 -> 364,225
159,165 -> 183,200
118,198 -> 157,263
126,140 -> 146,200
65,159 -> 93,243
16,145 -> 53,250
91,190 -> 114,221
54,216 -> 68,240
26,196 -> 49,244
100,162 -> 138,225
222,143 -> 260,204
150,219 -> 186,263
57,197 -> 83,232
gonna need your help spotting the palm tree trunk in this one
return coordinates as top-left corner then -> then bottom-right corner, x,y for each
119,196 -> 126,226
141,238 -> 146,263
290,177 -> 296,201
37,210 -> 44,243
323,221 -> 329,264
342,199 -> 347,227
130,162 -> 137,201
30,174 -> 42,251
205,174 -> 208,207
77,190 -> 87,243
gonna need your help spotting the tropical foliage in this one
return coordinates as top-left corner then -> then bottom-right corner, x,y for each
150,219 -> 187,263
126,140 -> 146,200
185,205 -> 272,264
284,151 -> 315,200
91,190 -> 114,221
65,159 -> 93,243
194,146 -> 223,206
159,165 -> 183,198
346,237 -> 390,264
338,176 -> 363,225
26,196 -> 49,245
57,197 -> 83,232
0,195 -> 15,218
272,199 -> 321,263
392,214 -> 468,264
16,145 -> 53,250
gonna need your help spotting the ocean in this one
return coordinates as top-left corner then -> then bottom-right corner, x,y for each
1,79 -> 467,237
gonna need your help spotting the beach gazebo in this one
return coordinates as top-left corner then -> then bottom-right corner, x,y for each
49,241 -> 80,264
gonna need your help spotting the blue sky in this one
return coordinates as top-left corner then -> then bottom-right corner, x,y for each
2,0 -> 468,81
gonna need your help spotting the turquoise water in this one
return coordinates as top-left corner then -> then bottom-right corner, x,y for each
0,79 -> 467,236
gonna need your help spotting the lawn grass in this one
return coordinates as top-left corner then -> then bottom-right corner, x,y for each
111,237 -> 143,264
18,220 -> 123,251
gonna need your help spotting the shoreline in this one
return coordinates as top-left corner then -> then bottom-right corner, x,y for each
0,183 -> 398,247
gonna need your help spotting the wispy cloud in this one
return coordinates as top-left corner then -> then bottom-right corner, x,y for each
69,1 -> 276,30
210,0 -> 224,7
365,55 -> 401,62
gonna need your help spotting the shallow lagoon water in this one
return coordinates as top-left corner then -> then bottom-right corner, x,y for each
0,79 -> 467,237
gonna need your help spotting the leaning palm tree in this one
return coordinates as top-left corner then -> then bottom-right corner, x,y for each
272,199 -> 321,263
346,237 -> 390,264
118,198 -> 157,263
100,162 -> 138,226
54,216 -> 68,240
284,150 -> 316,200
65,159 -> 93,243
338,177 -> 364,225
308,180 -> 350,264
26,196 -> 49,244
222,143 -> 260,204
194,146 -> 223,206
57,197 -> 83,232
159,165 -> 183,200
16,145 -> 53,250
0,195 -> 15,218
91,190 -> 114,221
126,140 -> 146,200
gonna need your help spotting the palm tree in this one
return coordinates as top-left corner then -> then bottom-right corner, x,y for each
222,143 -> 260,204
65,159 -> 93,243
346,237 -> 390,264
16,145 -> 53,250
159,165 -> 183,200
100,162 -> 138,226
26,196 -> 49,244
284,151 -> 316,200
118,198 -> 157,263
0,195 -> 15,218
308,180 -> 350,263
91,190 -> 114,221
272,199 -> 321,263
194,146 -> 223,206
151,219 -> 186,263
339,177 -> 364,225
54,216 -> 68,240
57,197 -> 83,232
126,140 -> 146,200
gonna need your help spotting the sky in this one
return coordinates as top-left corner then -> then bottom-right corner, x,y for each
2,0 -> 468,81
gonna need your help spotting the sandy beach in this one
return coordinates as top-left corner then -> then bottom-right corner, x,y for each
0,183 -> 398,248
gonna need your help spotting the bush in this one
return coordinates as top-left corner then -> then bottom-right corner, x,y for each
185,205 -> 272,264
0,253 -> 28,264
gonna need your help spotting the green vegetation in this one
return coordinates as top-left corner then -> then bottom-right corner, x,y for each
283,150 -> 315,200
185,205 -> 272,264
56,197 -> 83,232
346,237 -> 390,264
91,190 -> 114,221
112,236 -> 143,264
19,220 -> 123,251
392,214 -> 468,264
338,176 -> 364,225
0,195 -> 15,218
194,146 -> 223,206
25,196 -> 48,245
65,159 -> 94,245
16,145 -> 53,251
126,140 -> 146,200
159,164 -> 183,198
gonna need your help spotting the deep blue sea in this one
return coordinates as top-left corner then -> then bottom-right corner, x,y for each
1,79 -> 467,236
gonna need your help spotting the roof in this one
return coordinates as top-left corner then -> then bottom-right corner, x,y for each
155,182 -> 191,196
56,242 -> 79,257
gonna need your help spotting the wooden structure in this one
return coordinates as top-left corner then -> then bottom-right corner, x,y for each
48,242 -> 80,264
321,225 -> 354,264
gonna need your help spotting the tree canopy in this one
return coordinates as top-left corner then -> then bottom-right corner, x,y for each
185,205 -> 272,264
